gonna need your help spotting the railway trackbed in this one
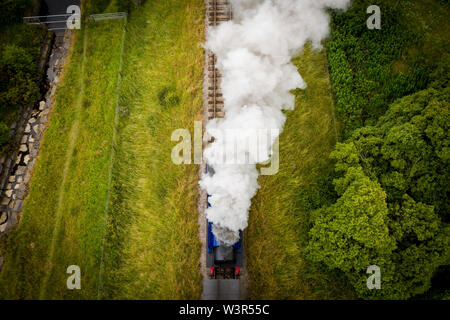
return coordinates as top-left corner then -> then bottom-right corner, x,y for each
206,0 -> 232,120
199,0 -> 248,300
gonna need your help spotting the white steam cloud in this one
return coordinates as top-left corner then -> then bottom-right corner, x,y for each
200,0 -> 351,245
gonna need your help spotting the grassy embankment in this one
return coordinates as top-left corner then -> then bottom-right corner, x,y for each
246,46 -> 356,299
0,1 -> 124,299
101,0 -> 204,299
0,0 -> 205,300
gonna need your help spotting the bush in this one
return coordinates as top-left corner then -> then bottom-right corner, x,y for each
0,44 -> 40,111
0,122 -> 10,147
327,0 -> 447,138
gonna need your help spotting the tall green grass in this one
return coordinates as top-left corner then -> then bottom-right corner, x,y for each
0,0 -> 205,300
0,2 -> 124,299
101,0 -> 204,300
247,46 -> 356,299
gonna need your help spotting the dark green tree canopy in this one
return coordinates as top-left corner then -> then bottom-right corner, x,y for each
0,44 -> 40,111
307,87 -> 449,299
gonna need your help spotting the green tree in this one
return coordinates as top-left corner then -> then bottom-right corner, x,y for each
307,166 -> 395,273
0,44 -> 40,111
307,88 -> 450,299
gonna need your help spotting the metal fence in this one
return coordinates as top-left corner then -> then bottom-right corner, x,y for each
23,14 -> 80,31
90,12 -> 127,22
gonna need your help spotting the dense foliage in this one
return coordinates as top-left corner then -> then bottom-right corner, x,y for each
0,0 -> 33,25
308,88 -> 450,299
0,1 -> 44,149
0,45 -> 40,112
327,0 -> 448,137
307,0 -> 450,299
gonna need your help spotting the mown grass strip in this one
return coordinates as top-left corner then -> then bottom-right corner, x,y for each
38,27 -> 88,300
0,3 -> 124,299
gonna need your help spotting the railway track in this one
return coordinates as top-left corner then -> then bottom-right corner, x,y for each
206,0 -> 232,120
201,0 -> 248,300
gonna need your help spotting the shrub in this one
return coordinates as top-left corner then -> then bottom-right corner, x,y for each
327,0 -> 446,138
0,44 -> 40,111
0,122 -> 10,147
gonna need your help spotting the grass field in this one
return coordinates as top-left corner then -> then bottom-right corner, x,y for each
0,2 -> 125,299
0,0 -> 204,300
100,0 -> 204,300
246,46 -> 356,299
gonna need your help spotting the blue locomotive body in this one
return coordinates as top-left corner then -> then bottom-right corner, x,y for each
205,164 -> 242,279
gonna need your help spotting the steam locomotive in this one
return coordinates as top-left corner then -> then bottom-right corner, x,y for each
205,164 -> 243,279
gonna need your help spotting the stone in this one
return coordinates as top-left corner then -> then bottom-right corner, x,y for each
51,85 -> 56,96
24,172 -> 31,184
31,147 -> 38,158
8,176 -> 15,183
41,108 -> 50,117
28,117 -> 36,124
14,183 -> 20,190
21,135 -> 28,144
13,200 -> 23,212
33,125 -> 40,134
15,188 -> 25,199
24,154 -> 30,165
19,144 -> 27,152
28,159 -> 35,171
5,190 -> 12,198
39,101 -> 45,110
25,124 -> 31,133
29,135 -> 35,143
1,197 -> 9,206
16,166 -> 26,176
0,211 -> 6,223
40,115 -> 48,124
17,176 -> 23,183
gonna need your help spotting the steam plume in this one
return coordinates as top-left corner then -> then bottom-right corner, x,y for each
200,0 -> 351,245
